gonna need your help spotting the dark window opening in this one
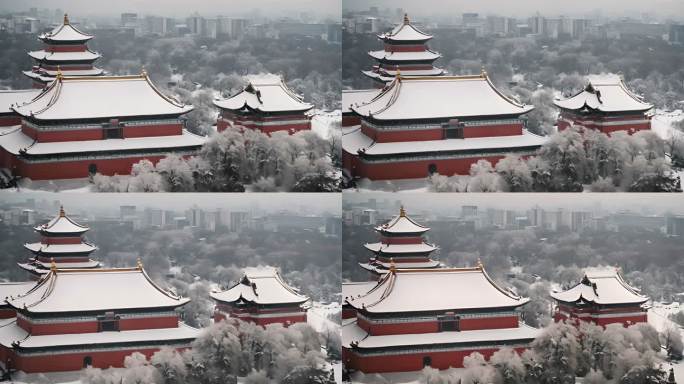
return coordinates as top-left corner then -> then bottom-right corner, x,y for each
428,163 -> 438,175
97,312 -> 120,332
443,119 -> 465,139
83,356 -> 92,368
439,314 -> 460,332
103,119 -> 124,139
423,356 -> 432,367
88,163 -> 97,175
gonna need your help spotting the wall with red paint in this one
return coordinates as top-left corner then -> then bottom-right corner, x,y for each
345,346 -> 528,373
0,308 -> 16,319
359,315 -> 520,336
11,154 -> 175,180
353,155 -> 507,180
0,115 -> 21,127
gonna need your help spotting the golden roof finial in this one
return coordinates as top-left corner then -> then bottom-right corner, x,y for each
56,65 -> 63,79
481,65 -> 487,78
137,257 -> 143,270
476,258 -> 484,269
63,13 -> 69,25
403,13 -> 409,25
141,66 -> 147,77
50,258 -> 57,272
59,205 -> 65,217
399,205 -> 406,217
395,66 -> 401,80
389,257 -> 396,273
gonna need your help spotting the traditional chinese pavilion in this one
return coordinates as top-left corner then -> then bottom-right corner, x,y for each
0,263 -> 198,373
24,14 -> 104,88
551,267 -> 649,327
554,74 -> 653,135
363,14 -> 444,85
0,71 -> 205,180
210,267 -> 309,326
360,206 -> 441,276
343,71 -> 545,180
214,74 -> 313,135
342,265 -> 538,373
19,206 -> 100,279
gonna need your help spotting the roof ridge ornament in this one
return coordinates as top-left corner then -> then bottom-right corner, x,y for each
476,258 -> 484,270
136,257 -> 143,270
403,13 -> 410,25
59,205 -> 65,217
399,205 -> 406,217
389,258 -> 396,273
64,13 -> 69,25
141,66 -> 147,77
480,65 -> 487,78
50,258 -> 57,272
56,66 -> 63,79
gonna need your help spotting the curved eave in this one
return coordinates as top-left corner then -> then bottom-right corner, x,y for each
213,99 -> 313,114
355,299 -> 530,314
210,291 -> 308,306
553,100 -> 653,114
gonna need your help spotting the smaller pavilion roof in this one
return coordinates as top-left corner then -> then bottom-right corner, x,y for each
28,49 -> 101,63
550,266 -> 649,306
34,206 -> 88,235
553,74 -> 653,113
24,242 -> 97,254
210,267 -> 309,306
378,14 -> 433,42
38,14 -> 94,42
374,207 -> 430,235
213,74 -> 313,113
364,242 -> 437,254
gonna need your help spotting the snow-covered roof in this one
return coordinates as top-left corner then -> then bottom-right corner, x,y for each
12,73 -> 193,121
364,242 -> 436,254
368,49 -> 441,62
213,73 -> 313,113
374,207 -> 430,234
550,266 -> 649,306
343,320 -> 539,349
0,89 -> 41,115
0,282 -> 35,302
346,267 -> 528,314
0,321 -> 198,350
210,266 -> 309,306
0,126 -> 205,156
378,14 -> 433,42
359,260 -> 442,273
23,67 -> 104,82
342,89 -> 381,114
342,126 -> 547,156
351,74 -> 534,121
362,67 -> 445,83
34,207 -> 88,235
7,267 -> 190,313
553,74 -> 652,113
342,281 -> 379,302
38,15 -> 93,42
24,242 -> 97,254
28,50 -> 101,63
18,259 -> 100,274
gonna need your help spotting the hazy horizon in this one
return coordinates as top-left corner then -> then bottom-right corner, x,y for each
0,0 -> 341,20
343,0 -> 684,21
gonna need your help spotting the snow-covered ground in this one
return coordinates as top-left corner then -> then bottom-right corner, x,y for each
311,109 -> 341,140
651,109 -> 684,141
649,301 -> 684,380
0,177 -> 94,193
350,177 -> 431,193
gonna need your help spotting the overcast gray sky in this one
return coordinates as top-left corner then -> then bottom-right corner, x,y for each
343,192 -> 684,216
1,192 -> 340,215
0,0 -> 341,20
344,0 -> 683,20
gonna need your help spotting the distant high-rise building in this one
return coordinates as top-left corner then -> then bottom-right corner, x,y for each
121,12 -> 138,27
120,205 -> 136,220
187,13 -> 205,35
461,205 -> 478,218
230,211 -> 249,233
670,24 -> 684,44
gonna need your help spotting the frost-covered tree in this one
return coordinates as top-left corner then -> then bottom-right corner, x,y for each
467,160 -> 503,192
495,154 -> 533,192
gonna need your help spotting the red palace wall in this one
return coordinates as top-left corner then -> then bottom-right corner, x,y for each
344,346 -> 528,373
342,307 -> 357,320
21,123 -> 183,142
45,44 -> 87,52
553,310 -> 647,327
357,315 -> 519,336
342,115 -> 361,127
359,123 -> 522,143
213,310 -> 307,327
0,115 -> 21,127
379,236 -> 423,244
383,44 -> 427,52
0,151 -> 169,180
17,315 -> 179,335
557,113 -> 651,135
217,111 -> 311,136
0,308 -> 16,319
6,346 -> 190,373
40,236 -> 83,245
344,150 -> 508,180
